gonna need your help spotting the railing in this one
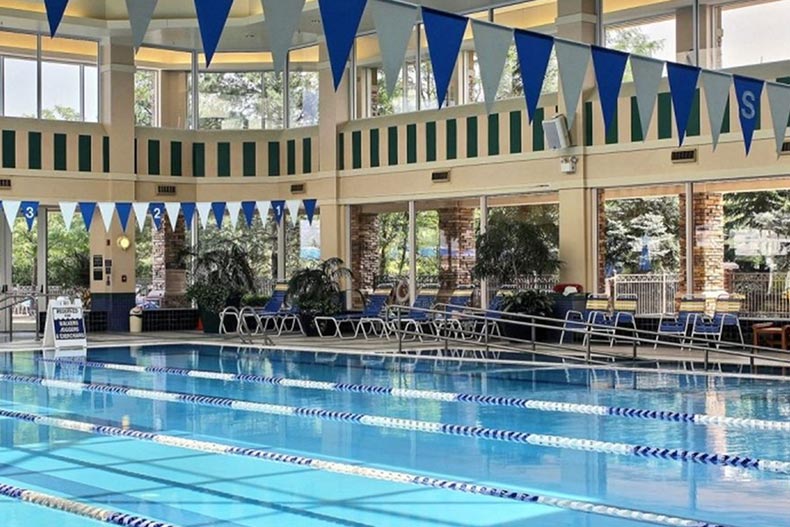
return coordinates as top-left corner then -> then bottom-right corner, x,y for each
606,274 -> 680,316
731,273 -> 790,318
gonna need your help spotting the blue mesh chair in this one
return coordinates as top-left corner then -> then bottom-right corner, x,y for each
315,284 -> 393,339
654,295 -> 707,348
560,294 -> 610,345
691,294 -> 744,347
432,287 -> 474,338
390,286 -> 441,341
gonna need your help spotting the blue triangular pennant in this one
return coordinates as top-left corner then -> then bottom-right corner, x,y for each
194,0 -> 233,67
116,203 -> 133,232
241,201 -> 257,227
211,202 -> 226,229
149,203 -> 165,231
591,46 -> 629,135
734,75 -> 764,155
666,62 -> 701,146
303,199 -> 318,225
272,200 -> 286,225
45,0 -> 69,37
319,0 -> 368,90
514,29 -> 554,124
20,202 -> 39,232
78,202 -> 96,232
181,202 -> 196,230
422,7 -> 468,109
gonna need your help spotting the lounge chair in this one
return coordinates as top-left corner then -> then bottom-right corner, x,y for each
249,283 -> 290,333
389,286 -> 441,341
433,287 -> 474,339
690,294 -> 745,347
654,295 -> 706,349
560,294 -> 610,345
602,294 -> 639,346
314,284 -> 393,339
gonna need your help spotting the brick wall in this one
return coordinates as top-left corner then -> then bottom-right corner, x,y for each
438,206 -> 476,291
678,191 -> 724,295
151,216 -> 189,308
350,208 -> 380,291
597,190 -> 606,293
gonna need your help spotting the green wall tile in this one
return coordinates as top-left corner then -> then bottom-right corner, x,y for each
466,116 -> 478,158
605,105 -> 619,145
28,132 -> 41,170
243,142 -> 256,177
657,92 -> 672,140
406,124 -> 417,164
426,121 -> 437,162
54,133 -> 67,171
170,141 -> 182,176
287,139 -> 297,174
630,96 -> 643,142
687,90 -> 701,137
509,111 -> 522,154
446,119 -> 457,160
147,139 -> 160,175
79,135 -> 92,172
218,142 -> 231,177
192,142 -> 205,177
268,141 -> 281,176
302,137 -> 312,173
488,113 -> 500,156
337,133 -> 345,170
533,108 -> 545,151
2,130 -> 15,168
352,131 -> 362,169
102,136 -> 110,173
721,98 -> 731,134
369,129 -> 380,168
388,126 -> 398,166
584,102 -> 593,147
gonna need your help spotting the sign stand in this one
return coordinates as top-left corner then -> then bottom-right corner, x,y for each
43,297 -> 87,350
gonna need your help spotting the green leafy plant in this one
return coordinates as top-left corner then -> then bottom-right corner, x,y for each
242,293 -> 271,307
183,239 -> 256,311
472,212 -> 561,284
501,290 -> 555,317
286,258 -> 354,316
186,281 -> 231,315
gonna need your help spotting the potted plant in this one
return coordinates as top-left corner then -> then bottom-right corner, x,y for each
184,239 -> 255,333
551,283 -> 587,320
500,290 -> 555,341
286,258 -> 353,337
242,293 -> 271,308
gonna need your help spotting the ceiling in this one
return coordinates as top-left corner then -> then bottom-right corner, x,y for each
0,0 -> 523,52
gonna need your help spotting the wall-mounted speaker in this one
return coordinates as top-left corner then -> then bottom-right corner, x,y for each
542,114 -> 571,150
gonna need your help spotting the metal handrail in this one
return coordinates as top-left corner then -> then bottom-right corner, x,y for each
386,304 -> 790,372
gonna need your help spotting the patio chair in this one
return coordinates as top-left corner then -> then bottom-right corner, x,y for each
654,295 -> 707,349
603,294 -> 639,347
560,294 -> 610,345
389,286 -> 441,341
432,287 -> 474,338
690,294 -> 745,347
249,283 -> 290,333
469,288 -> 510,343
314,284 -> 393,339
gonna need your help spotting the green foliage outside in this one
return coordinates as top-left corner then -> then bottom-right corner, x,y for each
724,190 -> 790,271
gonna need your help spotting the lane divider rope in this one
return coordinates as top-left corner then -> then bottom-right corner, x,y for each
0,480 -> 178,527
37,358 -> 790,433
0,408 -> 733,527
3,372 -> 789,475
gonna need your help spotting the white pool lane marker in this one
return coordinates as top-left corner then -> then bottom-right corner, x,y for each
0,408 -> 734,527
0,480 -> 179,527
2,372 -> 789,476
37,358 -> 790,433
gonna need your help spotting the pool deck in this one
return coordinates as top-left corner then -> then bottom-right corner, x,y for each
1,330 -> 790,375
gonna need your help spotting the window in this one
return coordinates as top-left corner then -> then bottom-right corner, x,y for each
0,31 -> 98,121
199,71 -> 264,130
713,0 -> 790,69
603,0 -> 680,70
356,32 -> 418,117
289,46 -> 320,128
135,70 -> 158,127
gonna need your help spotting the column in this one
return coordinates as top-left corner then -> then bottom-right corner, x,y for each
160,71 -> 190,129
36,208 -> 48,315
558,188 -> 597,291
151,217 -> 188,308
88,216 -> 136,332
0,213 -> 11,332
438,205 -> 476,291
277,219 -> 286,281
408,201 -> 417,305
595,189 -> 606,293
679,187 -> 725,297
350,207 -> 381,291
479,196 -> 489,307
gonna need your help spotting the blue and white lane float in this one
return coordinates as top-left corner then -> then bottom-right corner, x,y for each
3,372 -> 789,475
37,358 -> 790,433
0,408 -> 733,527
0,480 -> 178,527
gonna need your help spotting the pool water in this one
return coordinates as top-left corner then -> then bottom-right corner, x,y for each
0,344 -> 789,526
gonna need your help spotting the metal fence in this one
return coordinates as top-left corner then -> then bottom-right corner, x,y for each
606,274 -> 680,315
730,273 -> 790,317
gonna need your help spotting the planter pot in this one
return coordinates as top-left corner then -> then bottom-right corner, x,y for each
500,313 -> 555,343
199,308 -> 221,334
551,294 -> 587,319
300,313 -> 322,337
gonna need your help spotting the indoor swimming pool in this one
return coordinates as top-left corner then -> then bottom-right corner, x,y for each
0,343 -> 788,526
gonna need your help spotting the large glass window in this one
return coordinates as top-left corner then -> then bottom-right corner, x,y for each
713,0 -> 790,69
41,36 -> 99,122
603,0 -> 679,69
289,45 -> 320,128
356,32 -> 418,117
198,71 -> 264,130
0,31 -> 38,118
135,69 -> 158,127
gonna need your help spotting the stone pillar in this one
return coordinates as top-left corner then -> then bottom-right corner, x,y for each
679,191 -> 724,297
596,190 -> 606,293
559,188 -> 597,291
350,208 -> 380,291
438,206 -> 476,291
679,192 -> 688,291
151,217 -> 188,308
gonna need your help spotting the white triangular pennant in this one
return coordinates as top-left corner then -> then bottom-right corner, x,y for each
630,55 -> 664,141
370,0 -> 419,97
196,202 -> 212,230
261,0 -> 306,73
286,200 -> 301,227
767,82 -> 790,155
701,70 -> 732,151
471,20 -> 512,114
555,40 -> 590,128
125,0 -> 158,50
98,202 -> 116,232
59,202 -> 77,229
256,201 -> 271,223
226,201 -> 242,230
132,202 -> 150,231
1,200 -> 20,230
165,202 -> 181,231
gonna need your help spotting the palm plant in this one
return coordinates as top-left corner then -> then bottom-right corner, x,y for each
286,258 -> 353,317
